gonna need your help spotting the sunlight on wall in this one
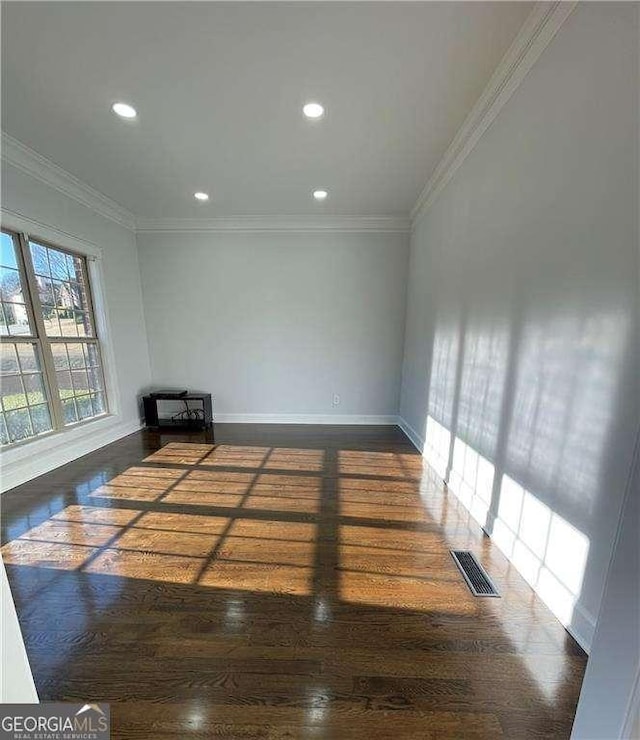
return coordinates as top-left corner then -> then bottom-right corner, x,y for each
456,321 -> 509,461
424,415 -> 495,532
419,302 -> 630,647
493,474 -> 589,626
426,314 -> 461,432
506,312 -> 628,517
424,416 -> 451,480
448,436 -> 495,529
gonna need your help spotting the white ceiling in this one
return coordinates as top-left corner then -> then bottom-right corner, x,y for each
1,2 -> 532,219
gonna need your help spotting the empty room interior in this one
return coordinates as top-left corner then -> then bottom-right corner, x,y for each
0,1 -> 638,738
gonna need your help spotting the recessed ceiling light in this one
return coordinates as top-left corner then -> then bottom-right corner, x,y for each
111,102 -> 137,119
303,102 -> 325,120
313,189 -> 328,201
194,192 -> 210,202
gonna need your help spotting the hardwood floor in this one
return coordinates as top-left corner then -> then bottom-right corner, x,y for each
1,425 -> 586,739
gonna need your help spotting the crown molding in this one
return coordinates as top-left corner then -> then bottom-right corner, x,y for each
1,133 -> 136,231
411,0 -> 578,223
1,134 -> 409,234
135,215 -> 411,234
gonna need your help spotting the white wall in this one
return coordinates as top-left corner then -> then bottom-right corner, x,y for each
1,161 -> 152,489
571,431 -> 639,738
0,559 -> 38,702
137,230 -> 409,421
400,2 -> 639,652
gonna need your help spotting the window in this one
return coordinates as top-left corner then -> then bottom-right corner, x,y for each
1,229 -> 107,445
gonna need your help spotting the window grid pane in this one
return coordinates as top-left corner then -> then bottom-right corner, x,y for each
62,397 -> 78,424
50,340 -> 106,427
5,407 -> 34,442
1,344 -> 19,373
0,233 -> 18,269
0,233 -> 33,337
29,403 -> 52,434
2,302 -> 32,336
1,374 -> 27,411
0,341 -> 53,443
16,343 -> 42,373
30,241 -> 95,339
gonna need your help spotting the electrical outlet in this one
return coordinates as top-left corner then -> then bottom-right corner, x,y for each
332,393 -> 340,406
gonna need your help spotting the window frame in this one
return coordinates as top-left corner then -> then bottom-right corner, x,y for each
1,228 -> 110,448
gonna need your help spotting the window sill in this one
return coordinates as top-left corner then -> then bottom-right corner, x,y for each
0,413 -> 143,492
1,413 -> 112,453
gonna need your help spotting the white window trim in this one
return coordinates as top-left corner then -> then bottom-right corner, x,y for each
0,209 -> 122,453
0,208 -> 103,260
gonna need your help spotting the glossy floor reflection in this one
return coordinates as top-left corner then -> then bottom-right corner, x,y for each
1,425 -> 587,739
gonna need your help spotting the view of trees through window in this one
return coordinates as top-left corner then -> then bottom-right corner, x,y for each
0,229 -> 107,445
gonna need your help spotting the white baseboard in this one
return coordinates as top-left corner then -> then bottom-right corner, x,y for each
622,667 -> 640,739
0,417 -> 143,493
397,416 -> 425,452
214,413 -> 400,425
568,602 -> 596,654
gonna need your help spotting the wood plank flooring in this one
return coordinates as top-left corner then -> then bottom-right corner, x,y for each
1,425 -> 587,739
